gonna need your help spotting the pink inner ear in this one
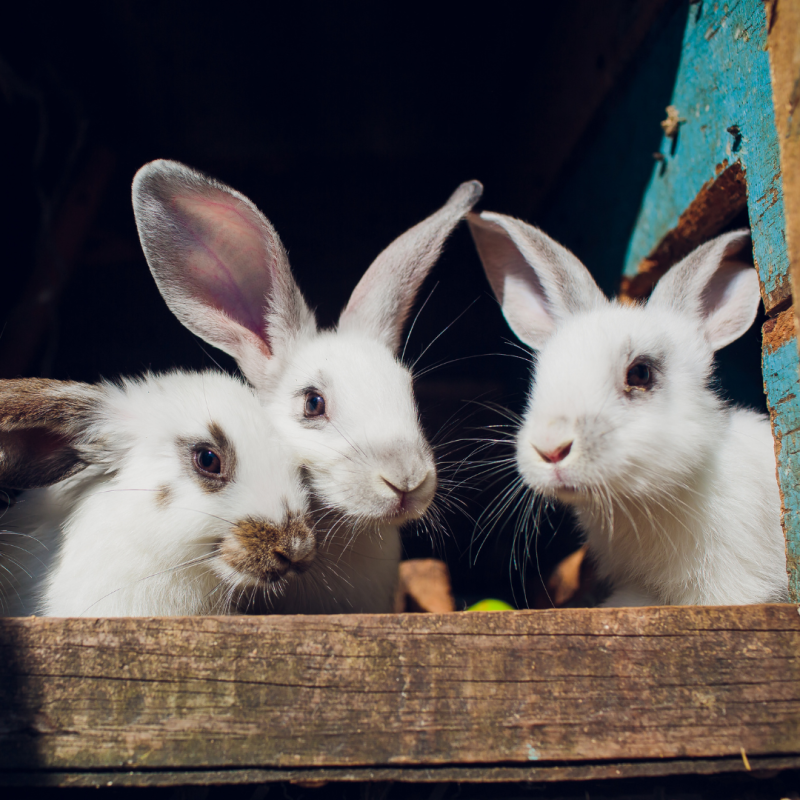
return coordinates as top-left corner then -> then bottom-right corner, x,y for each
173,192 -> 276,339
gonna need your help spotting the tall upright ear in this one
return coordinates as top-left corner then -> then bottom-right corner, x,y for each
338,180 -> 483,353
468,211 -> 606,350
648,230 -> 759,351
132,160 -> 316,384
0,379 -> 102,490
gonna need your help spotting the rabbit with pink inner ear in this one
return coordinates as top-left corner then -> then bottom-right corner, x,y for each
468,211 -> 788,606
132,161 -> 483,613
0,372 -> 315,617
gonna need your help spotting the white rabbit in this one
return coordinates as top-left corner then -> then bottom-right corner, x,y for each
0,371 -> 317,616
468,212 -> 788,606
132,161 -> 483,612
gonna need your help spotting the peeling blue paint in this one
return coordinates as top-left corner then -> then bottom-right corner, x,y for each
622,0 -> 789,309
763,331 -> 800,599
527,744 -> 540,761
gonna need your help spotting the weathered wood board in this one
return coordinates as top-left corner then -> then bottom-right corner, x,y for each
622,0 -> 789,313
0,607 -> 798,783
764,309 -> 800,599
767,0 -> 800,358
620,161 -> 748,299
7,755 -> 800,789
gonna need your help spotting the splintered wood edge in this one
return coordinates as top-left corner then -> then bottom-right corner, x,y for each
3,755 -> 800,788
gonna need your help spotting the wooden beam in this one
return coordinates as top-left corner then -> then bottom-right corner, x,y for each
1,607 -> 798,779
4,755 -> 800,789
767,0 -> 800,354
620,0 -> 789,314
764,308 -> 800,599
620,161 -> 748,300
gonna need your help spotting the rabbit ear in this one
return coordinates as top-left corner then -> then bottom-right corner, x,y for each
132,160 -> 316,383
338,180 -> 483,353
648,230 -> 759,351
0,379 -> 102,490
468,211 -> 606,350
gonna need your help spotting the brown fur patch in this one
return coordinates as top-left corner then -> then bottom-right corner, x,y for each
221,514 -> 315,584
0,379 -> 100,431
0,379 -> 101,489
155,484 -> 173,507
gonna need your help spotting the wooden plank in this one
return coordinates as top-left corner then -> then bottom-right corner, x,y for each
767,0 -> 800,353
0,607 -> 799,774
4,755 -> 800,788
620,0 -> 790,313
764,308 -> 800,600
620,161 -> 748,300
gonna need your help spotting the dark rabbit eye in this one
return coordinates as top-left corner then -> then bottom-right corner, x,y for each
194,448 -> 222,475
304,392 -> 326,418
626,361 -> 653,391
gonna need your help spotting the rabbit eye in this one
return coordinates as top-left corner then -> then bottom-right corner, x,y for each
194,448 -> 222,475
625,361 -> 653,391
304,392 -> 326,418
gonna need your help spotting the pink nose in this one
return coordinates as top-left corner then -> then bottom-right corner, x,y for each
535,441 -> 573,464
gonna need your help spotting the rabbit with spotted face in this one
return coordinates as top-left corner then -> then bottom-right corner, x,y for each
469,212 -> 788,607
132,161 -> 482,612
0,372 -> 316,616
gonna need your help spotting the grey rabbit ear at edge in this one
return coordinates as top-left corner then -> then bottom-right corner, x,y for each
0,379 -> 103,490
467,210 -> 606,351
647,230 -> 761,351
338,180 -> 484,354
131,160 -> 316,387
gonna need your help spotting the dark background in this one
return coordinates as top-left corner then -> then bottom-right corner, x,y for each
0,0 -> 764,607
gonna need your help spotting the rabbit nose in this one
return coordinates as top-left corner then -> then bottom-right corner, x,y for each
381,470 -> 432,496
381,477 -> 405,497
274,517 -> 316,573
534,441 -> 573,464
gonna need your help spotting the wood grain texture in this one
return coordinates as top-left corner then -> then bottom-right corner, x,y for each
763,308 -> 800,600
0,607 -> 798,775
767,0 -> 800,352
621,0 -> 790,313
619,161 -> 747,300
5,755 -> 800,788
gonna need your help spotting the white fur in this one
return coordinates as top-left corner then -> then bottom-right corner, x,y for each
1,371 -> 314,616
469,212 -> 788,606
132,161 -> 482,612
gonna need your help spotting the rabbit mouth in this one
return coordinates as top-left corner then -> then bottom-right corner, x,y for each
218,516 -> 317,587
553,484 -> 587,500
227,554 -> 316,588
533,475 -> 589,501
251,558 -> 315,587
385,494 -> 431,523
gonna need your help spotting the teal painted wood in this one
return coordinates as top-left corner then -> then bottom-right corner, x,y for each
622,0 -> 790,310
763,317 -> 800,601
